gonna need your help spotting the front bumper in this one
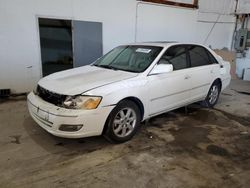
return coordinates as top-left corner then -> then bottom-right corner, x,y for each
27,92 -> 115,138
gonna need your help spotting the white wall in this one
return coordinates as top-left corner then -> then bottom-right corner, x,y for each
0,0 -> 236,93
237,0 -> 250,14
136,3 -> 198,42
199,0 -> 235,14
0,0 -> 137,93
196,12 -> 235,49
136,2 -> 235,49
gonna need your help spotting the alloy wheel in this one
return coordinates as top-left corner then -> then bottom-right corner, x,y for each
209,85 -> 219,105
113,108 -> 137,138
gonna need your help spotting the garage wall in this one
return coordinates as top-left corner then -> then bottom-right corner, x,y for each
136,2 -> 235,49
237,0 -> 250,14
197,0 -> 236,49
0,0 -> 137,93
136,3 -> 198,42
196,12 -> 235,49
0,0 -> 236,93
199,0 -> 235,14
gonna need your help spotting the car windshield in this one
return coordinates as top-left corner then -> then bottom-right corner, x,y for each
93,45 -> 163,73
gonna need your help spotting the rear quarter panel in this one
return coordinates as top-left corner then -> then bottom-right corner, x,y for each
220,60 -> 231,91
208,48 -> 231,91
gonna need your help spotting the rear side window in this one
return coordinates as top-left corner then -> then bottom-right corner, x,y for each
207,51 -> 219,64
160,46 -> 188,71
188,46 -> 211,67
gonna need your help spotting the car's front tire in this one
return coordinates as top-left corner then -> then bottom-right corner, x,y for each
202,81 -> 221,108
104,100 -> 141,143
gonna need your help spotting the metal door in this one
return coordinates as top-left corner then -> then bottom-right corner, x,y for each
72,21 -> 103,67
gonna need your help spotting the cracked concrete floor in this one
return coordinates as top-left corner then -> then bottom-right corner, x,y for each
0,80 -> 250,188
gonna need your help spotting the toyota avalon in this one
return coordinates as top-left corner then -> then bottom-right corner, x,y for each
27,42 -> 231,143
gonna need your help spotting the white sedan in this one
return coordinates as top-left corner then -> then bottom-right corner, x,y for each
27,42 -> 231,143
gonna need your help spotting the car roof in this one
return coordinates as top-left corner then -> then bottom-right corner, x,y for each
127,42 -> 208,48
127,41 -> 177,47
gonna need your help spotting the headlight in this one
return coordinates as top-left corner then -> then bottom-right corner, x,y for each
63,95 -> 102,110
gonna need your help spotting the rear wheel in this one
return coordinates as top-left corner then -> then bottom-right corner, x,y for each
104,100 -> 141,143
202,82 -> 221,108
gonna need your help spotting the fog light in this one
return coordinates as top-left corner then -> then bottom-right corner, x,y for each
59,124 -> 83,132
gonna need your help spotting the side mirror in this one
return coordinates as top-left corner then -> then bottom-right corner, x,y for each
150,64 -> 173,75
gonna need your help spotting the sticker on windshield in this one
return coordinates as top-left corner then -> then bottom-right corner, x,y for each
136,48 -> 152,53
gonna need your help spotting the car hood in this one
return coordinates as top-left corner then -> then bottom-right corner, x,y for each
38,65 -> 138,95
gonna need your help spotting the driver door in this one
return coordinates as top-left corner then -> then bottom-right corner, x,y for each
147,45 -> 192,116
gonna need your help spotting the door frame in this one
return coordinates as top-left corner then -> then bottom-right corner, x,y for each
35,15 -> 74,78
35,15 -> 104,77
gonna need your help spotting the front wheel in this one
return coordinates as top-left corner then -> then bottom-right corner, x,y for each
104,100 -> 141,143
202,82 -> 221,108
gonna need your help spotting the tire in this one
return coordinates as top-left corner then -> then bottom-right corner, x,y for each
104,100 -> 141,143
202,81 -> 221,108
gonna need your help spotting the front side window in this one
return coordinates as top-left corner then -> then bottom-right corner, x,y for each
93,45 -> 163,73
188,46 -> 211,67
159,46 -> 188,71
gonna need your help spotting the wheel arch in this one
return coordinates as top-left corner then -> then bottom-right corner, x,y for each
213,78 -> 222,91
121,96 -> 145,119
101,96 -> 145,135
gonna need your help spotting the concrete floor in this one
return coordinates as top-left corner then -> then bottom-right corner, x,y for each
0,80 -> 250,188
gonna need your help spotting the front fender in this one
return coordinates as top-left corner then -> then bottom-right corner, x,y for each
83,77 -> 150,119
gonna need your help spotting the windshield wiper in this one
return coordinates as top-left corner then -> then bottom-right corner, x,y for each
93,64 -> 118,71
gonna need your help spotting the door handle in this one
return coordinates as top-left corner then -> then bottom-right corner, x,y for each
184,75 -> 191,79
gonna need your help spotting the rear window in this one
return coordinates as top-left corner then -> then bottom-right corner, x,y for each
207,51 -> 219,64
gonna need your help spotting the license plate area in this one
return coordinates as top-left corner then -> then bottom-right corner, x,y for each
34,107 -> 53,127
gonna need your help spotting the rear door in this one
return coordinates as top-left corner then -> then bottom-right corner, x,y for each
187,45 -> 220,101
147,45 -> 192,116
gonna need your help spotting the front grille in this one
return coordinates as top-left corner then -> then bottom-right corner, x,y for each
37,85 -> 67,106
